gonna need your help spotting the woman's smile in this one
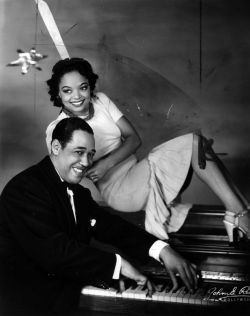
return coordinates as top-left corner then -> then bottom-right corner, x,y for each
70,99 -> 85,106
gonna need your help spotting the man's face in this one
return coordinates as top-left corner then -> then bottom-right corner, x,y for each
52,130 -> 95,184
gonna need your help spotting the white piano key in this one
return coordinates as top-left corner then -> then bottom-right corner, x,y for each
152,282 -> 166,301
121,284 -> 138,299
189,287 -> 207,305
176,287 -> 190,303
182,291 -> 192,304
158,283 -> 173,302
170,287 -> 185,303
81,285 -> 117,297
134,285 -> 147,300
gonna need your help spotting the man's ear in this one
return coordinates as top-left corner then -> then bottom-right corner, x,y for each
51,139 -> 61,156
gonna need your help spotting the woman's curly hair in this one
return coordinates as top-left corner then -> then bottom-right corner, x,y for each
46,57 -> 99,107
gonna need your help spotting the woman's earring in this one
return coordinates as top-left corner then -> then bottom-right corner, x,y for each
55,95 -> 62,106
56,95 -> 62,103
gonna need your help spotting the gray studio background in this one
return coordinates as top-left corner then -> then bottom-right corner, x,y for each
0,0 -> 249,206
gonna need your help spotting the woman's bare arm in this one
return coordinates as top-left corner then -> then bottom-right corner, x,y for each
85,116 -> 141,182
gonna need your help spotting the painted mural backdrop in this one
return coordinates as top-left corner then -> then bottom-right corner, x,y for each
0,0 -> 249,203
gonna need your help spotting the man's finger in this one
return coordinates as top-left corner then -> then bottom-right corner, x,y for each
136,278 -> 146,286
146,280 -> 155,298
168,270 -> 178,291
191,263 -> 197,270
119,279 -> 125,293
184,263 -> 198,290
183,265 -> 196,292
190,265 -> 198,289
178,267 -> 193,293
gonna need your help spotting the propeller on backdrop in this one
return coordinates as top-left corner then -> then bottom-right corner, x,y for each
35,0 -> 69,59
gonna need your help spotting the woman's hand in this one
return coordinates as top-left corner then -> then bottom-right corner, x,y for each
85,159 -> 110,182
85,116 -> 141,183
159,246 -> 198,293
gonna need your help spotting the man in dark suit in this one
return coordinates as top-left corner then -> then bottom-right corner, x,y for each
0,117 -> 197,315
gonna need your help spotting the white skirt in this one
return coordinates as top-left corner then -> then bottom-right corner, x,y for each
97,133 -> 194,240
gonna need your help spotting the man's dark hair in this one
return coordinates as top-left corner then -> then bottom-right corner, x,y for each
52,117 -> 94,149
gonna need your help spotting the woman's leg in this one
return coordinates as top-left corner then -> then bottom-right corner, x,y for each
191,134 -> 250,241
191,134 -> 244,212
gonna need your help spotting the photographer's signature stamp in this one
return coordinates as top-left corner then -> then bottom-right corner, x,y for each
207,285 -> 250,302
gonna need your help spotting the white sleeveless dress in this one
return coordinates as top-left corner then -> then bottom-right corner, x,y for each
46,93 -> 193,239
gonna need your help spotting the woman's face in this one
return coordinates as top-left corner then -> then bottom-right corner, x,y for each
58,71 -> 91,115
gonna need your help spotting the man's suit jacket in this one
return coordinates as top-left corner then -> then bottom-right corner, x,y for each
0,156 -> 157,313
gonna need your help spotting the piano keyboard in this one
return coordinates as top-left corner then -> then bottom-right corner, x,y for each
81,275 -> 250,306
81,283 -> 213,305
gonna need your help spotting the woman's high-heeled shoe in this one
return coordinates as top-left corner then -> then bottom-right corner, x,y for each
223,209 -> 250,246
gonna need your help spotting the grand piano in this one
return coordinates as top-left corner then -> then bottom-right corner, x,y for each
79,205 -> 250,315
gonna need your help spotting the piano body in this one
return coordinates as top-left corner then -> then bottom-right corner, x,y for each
79,205 -> 250,315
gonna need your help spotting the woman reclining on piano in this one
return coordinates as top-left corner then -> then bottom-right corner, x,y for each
45,57 -> 250,245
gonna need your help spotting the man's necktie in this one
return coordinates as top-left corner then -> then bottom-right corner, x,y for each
62,182 -> 77,224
